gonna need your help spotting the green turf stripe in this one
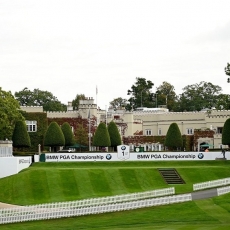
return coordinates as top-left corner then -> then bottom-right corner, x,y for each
195,199 -> 230,223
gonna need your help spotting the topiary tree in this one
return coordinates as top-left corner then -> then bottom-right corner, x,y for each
12,121 -> 31,150
164,123 -> 183,151
108,121 -> 121,151
61,122 -> 75,147
44,121 -> 65,152
93,122 -> 111,149
222,118 -> 230,147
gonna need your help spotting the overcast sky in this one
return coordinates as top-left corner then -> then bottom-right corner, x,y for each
1,0 -> 230,109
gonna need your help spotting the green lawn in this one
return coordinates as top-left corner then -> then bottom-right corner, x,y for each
0,161 -> 230,229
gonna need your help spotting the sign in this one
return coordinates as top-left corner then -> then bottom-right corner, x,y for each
41,151 -> 229,162
117,145 -> 130,160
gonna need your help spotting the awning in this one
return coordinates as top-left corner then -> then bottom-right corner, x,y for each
68,143 -> 88,148
200,144 -> 213,147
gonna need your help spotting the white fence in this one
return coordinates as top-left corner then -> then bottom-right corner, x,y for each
0,193 -> 191,224
193,178 -> 230,191
217,186 -> 230,196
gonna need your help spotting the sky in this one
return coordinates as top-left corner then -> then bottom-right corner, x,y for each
1,0 -> 230,109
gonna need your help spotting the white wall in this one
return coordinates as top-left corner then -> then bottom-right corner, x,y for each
0,156 -> 32,178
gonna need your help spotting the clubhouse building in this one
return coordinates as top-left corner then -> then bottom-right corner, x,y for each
21,97 -> 230,152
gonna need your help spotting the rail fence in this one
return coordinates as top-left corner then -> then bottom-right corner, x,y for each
217,186 -> 230,196
193,178 -> 230,191
0,193 -> 191,224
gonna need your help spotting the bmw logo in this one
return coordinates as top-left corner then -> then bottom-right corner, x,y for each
121,146 -> 126,150
198,153 -> 204,159
106,154 -> 112,160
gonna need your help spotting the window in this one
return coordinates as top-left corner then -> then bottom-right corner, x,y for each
158,128 -> 162,135
186,128 -> 193,135
217,127 -> 223,134
145,129 -> 152,135
26,121 -> 37,132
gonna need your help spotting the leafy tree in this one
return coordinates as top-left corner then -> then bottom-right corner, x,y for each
15,88 -> 67,111
225,63 -> 230,76
61,122 -> 75,146
44,122 -> 65,152
155,82 -> 177,110
0,87 -> 24,140
126,77 -> 154,110
12,121 -> 31,148
215,94 -> 230,110
109,97 -> 127,110
75,124 -> 88,149
93,123 -> 111,147
72,94 -> 86,110
164,123 -> 183,150
176,81 -> 222,111
108,121 -> 122,151
222,118 -> 230,147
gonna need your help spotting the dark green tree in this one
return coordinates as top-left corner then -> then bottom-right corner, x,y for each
155,81 -> 177,111
93,123 -> 111,148
44,122 -> 65,152
222,118 -> 230,147
108,121 -> 122,151
175,81 -> 222,112
126,77 -> 154,110
109,97 -> 127,110
61,122 -> 75,147
72,94 -> 86,110
164,123 -> 183,150
15,88 -> 67,111
12,121 -> 31,148
0,87 -> 24,140
225,63 -> 230,76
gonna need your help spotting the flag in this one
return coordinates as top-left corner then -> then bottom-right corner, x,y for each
96,85 -> 98,95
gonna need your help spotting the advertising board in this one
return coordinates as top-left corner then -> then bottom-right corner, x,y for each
42,151 -> 229,162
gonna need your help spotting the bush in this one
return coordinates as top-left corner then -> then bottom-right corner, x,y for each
93,123 -> 111,147
164,123 -> 183,150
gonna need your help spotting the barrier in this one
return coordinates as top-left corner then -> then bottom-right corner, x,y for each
193,178 -> 230,191
0,193 -> 191,225
217,186 -> 230,196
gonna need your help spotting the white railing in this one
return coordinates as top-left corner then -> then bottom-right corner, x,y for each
217,186 -> 230,196
193,178 -> 230,191
0,193 -> 191,224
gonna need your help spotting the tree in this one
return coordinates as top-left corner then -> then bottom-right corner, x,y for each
61,122 -> 75,147
222,118 -> 230,147
126,77 -> 154,110
108,121 -> 122,151
75,124 -> 88,150
44,121 -> 65,152
225,63 -> 230,76
93,123 -> 111,148
176,81 -> 222,112
12,121 -> 31,148
72,94 -> 86,110
0,87 -> 24,140
164,123 -> 183,150
155,82 -> 177,110
109,97 -> 127,110
15,88 -> 67,111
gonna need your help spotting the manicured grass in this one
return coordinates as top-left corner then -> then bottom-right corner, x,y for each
0,161 -> 230,229
0,161 -> 230,205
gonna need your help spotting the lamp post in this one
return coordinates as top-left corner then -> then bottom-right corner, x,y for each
127,90 -> 134,111
155,93 -> 158,108
88,108 -> 91,151
141,88 -> 147,108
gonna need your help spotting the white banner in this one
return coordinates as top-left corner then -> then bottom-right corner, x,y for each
44,151 -> 229,162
